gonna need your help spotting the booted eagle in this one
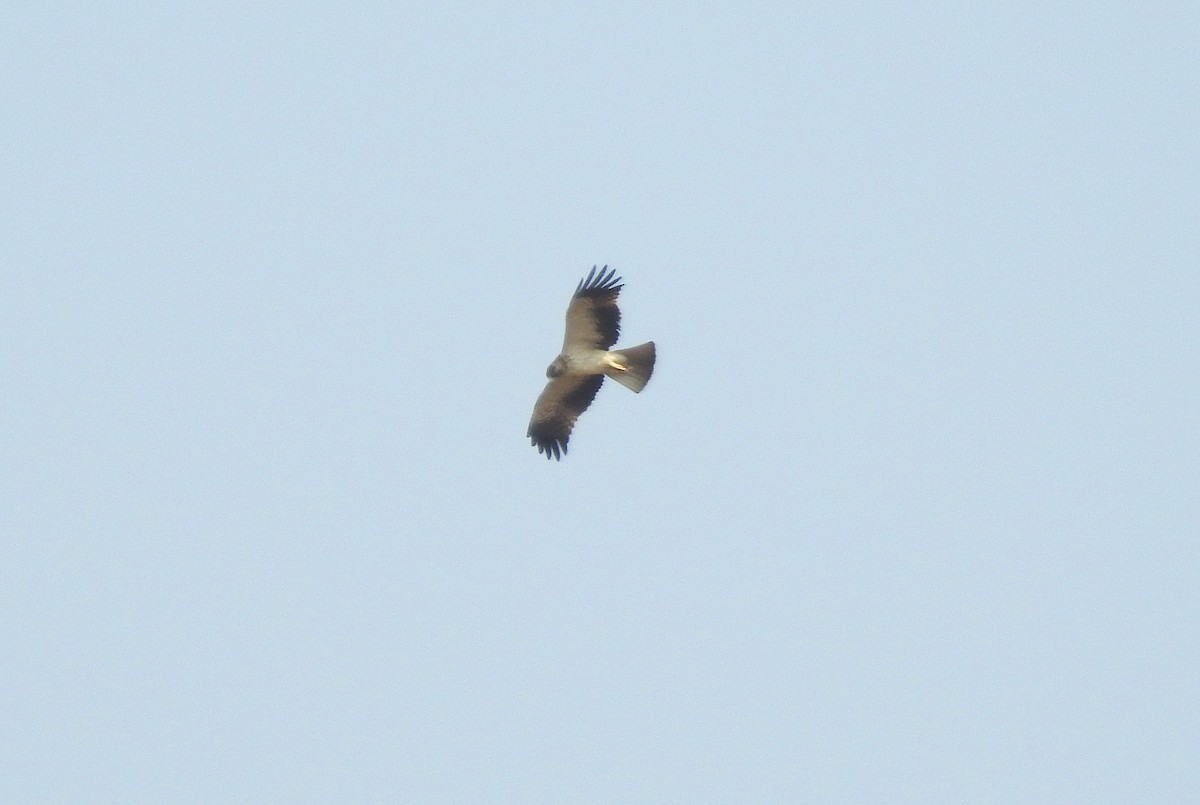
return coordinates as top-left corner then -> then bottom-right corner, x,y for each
527,266 -> 656,460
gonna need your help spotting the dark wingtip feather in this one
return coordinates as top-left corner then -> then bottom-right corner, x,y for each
574,264 -> 623,297
528,428 -> 566,461
575,266 -> 596,295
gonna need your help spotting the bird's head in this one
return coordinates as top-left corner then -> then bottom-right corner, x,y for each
546,357 -> 567,378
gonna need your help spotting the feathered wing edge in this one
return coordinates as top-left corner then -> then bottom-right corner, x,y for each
527,374 -> 606,460
574,264 -> 622,296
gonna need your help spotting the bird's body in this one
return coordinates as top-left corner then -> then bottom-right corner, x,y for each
527,266 -> 656,460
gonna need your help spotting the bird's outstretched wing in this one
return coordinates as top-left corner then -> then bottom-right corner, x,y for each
527,374 -> 606,460
562,265 -> 622,351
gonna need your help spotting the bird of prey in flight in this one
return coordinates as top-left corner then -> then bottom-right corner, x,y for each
527,266 -> 656,460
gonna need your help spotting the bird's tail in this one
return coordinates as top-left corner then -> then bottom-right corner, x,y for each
606,341 -> 656,392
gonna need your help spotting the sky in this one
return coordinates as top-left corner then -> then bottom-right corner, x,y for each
3,2 -> 1197,802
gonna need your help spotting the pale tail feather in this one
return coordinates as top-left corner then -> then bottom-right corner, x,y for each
605,341 -> 656,392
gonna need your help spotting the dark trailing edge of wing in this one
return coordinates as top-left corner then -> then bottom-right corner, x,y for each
527,375 -> 605,460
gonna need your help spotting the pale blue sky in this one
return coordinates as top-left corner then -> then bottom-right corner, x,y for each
3,2 -> 1197,802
